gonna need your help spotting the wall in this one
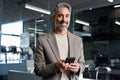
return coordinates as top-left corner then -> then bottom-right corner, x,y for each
109,40 -> 120,58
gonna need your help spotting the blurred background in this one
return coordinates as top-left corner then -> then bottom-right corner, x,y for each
0,0 -> 120,80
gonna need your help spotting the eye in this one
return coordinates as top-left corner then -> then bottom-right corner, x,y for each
66,14 -> 70,18
57,14 -> 63,18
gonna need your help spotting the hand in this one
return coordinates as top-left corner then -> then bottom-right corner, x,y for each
68,62 -> 80,73
56,60 -> 70,72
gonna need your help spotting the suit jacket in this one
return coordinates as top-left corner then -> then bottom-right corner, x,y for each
34,31 -> 85,80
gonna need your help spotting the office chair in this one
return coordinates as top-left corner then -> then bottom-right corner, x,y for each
95,54 -> 111,80
8,46 -> 17,54
95,67 -> 111,80
8,46 -> 22,63
0,45 -> 7,63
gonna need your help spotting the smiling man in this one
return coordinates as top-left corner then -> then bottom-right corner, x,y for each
34,2 -> 85,80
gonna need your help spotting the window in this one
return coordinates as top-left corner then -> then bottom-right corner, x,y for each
1,21 -> 23,35
1,21 -> 23,47
0,21 -> 23,63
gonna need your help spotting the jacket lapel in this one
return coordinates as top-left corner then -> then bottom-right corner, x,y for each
46,31 -> 75,60
47,32 -> 60,61
67,32 -> 75,57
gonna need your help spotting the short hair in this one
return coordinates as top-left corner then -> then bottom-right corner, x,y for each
51,2 -> 72,17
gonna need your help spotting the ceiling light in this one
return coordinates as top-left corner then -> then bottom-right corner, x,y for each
115,20 -> 120,25
35,19 -> 44,23
28,28 -> 43,31
114,4 -> 120,8
75,19 -> 90,26
89,8 -> 92,10
25,4 -> 51,15
108,0 -> 113,2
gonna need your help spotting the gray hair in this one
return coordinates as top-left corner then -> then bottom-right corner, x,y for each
51,2 -> 72,17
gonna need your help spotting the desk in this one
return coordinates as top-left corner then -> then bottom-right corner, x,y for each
8,70 -> 41,80
0,63 -> 27,74
83,68 -> 120,80
109,69 -> 120,79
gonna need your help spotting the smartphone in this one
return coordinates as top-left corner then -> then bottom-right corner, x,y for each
65,57 -> 75,63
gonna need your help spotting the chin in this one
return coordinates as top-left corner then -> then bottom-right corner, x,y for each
59,27 -> 68,31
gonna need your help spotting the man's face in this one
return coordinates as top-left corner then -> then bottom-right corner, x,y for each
53,7 -> 71,31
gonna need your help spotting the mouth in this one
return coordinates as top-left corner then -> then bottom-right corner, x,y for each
59,21 -> 67,24
61,22 -> 67,26
59,22 -> 68,26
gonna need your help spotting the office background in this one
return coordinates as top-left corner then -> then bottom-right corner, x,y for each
0,0 -> 120,80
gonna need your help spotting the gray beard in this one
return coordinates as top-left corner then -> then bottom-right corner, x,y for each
56,26 -> 68,31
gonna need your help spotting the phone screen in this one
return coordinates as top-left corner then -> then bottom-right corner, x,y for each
65,57 -> 75,63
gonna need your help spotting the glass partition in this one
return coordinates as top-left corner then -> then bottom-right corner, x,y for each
76,5 -> 120,71
0,0 -> 52,64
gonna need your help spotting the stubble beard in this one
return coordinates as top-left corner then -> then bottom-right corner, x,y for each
57,26 -> 68,31
55,22 -> 69,31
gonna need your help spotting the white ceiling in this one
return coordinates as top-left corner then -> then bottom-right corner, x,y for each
2,0 -> 120,23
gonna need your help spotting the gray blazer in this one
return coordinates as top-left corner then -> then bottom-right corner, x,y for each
34,31 -> 85,80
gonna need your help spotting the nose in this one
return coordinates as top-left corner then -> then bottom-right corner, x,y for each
62,16 -> 66,22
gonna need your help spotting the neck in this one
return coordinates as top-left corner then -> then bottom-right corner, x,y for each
54,27 -> 68,35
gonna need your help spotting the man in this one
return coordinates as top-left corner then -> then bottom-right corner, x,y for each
34,2 -> 85,80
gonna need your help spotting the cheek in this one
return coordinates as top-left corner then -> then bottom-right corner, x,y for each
67,17 -> 70,22
55,18 -> 61,23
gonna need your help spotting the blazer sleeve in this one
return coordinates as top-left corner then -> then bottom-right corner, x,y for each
70,36 -> 85,80
34,38 -> 60,77
78,38 -> 85,74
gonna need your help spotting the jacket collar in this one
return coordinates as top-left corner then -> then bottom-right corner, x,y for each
47,31 -> 74,60
47,31 -> 60,61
